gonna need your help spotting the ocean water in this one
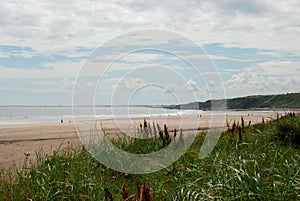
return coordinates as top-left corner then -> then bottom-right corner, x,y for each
0,106 -> 202,125
0,106 -> 284,126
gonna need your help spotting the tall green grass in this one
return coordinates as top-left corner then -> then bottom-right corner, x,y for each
0,116 -> 300,200
272,113 -> 300,147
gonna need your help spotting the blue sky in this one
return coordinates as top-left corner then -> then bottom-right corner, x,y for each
0,0 -> 299,105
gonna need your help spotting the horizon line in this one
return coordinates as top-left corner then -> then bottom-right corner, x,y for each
0,92 -> 298,107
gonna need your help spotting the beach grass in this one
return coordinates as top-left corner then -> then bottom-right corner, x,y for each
0,115 -> 300,200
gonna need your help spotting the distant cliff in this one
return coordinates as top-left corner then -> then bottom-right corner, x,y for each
163,93 -> 300,110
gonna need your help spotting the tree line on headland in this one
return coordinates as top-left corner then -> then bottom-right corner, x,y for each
163,92 -> 300,110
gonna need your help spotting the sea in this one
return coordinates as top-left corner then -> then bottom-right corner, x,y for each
0,106 -> 285,126
0,106 -> 201,125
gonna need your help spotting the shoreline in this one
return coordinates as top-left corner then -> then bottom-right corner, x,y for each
0,111 -> 291,171
0,108 -> 295,127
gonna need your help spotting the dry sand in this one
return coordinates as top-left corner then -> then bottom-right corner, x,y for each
0,111 -> 281,171
0,122 -> 81,171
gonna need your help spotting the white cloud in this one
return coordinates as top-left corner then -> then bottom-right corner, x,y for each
185,53 -> 254,62
0,50 -> 9,58
164,79 -> 211,102
224,61 -> 300,97
0,0 -> 299,104
118,52 -> 175,63
254,61 -> 300,76
182,80 -> 199,92
93,52 -> 178,64
112,77 -> 145,91
256,51 -> 282,57
0,0 -> 300,54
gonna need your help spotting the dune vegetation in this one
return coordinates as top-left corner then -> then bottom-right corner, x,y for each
0,114 -> 299,200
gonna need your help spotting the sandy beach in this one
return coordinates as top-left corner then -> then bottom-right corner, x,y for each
0,122 -> 80,171
0,111 -> 283,170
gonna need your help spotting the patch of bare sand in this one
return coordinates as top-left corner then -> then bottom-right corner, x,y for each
0,111 -> 282,172
0,122 -> 81,172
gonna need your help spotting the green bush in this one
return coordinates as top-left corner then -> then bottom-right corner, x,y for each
274,114 -> 300,146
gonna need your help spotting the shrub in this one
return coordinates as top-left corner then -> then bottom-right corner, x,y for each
274,115 -> 300,147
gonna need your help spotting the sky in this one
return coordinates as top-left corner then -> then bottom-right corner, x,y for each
0,0 -> 299,105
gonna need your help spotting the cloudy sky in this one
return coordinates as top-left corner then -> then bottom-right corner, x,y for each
0,0 -> 299,105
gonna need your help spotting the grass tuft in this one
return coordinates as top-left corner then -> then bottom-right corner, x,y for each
273,113 -> 300,147
0,116 -> 300,200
